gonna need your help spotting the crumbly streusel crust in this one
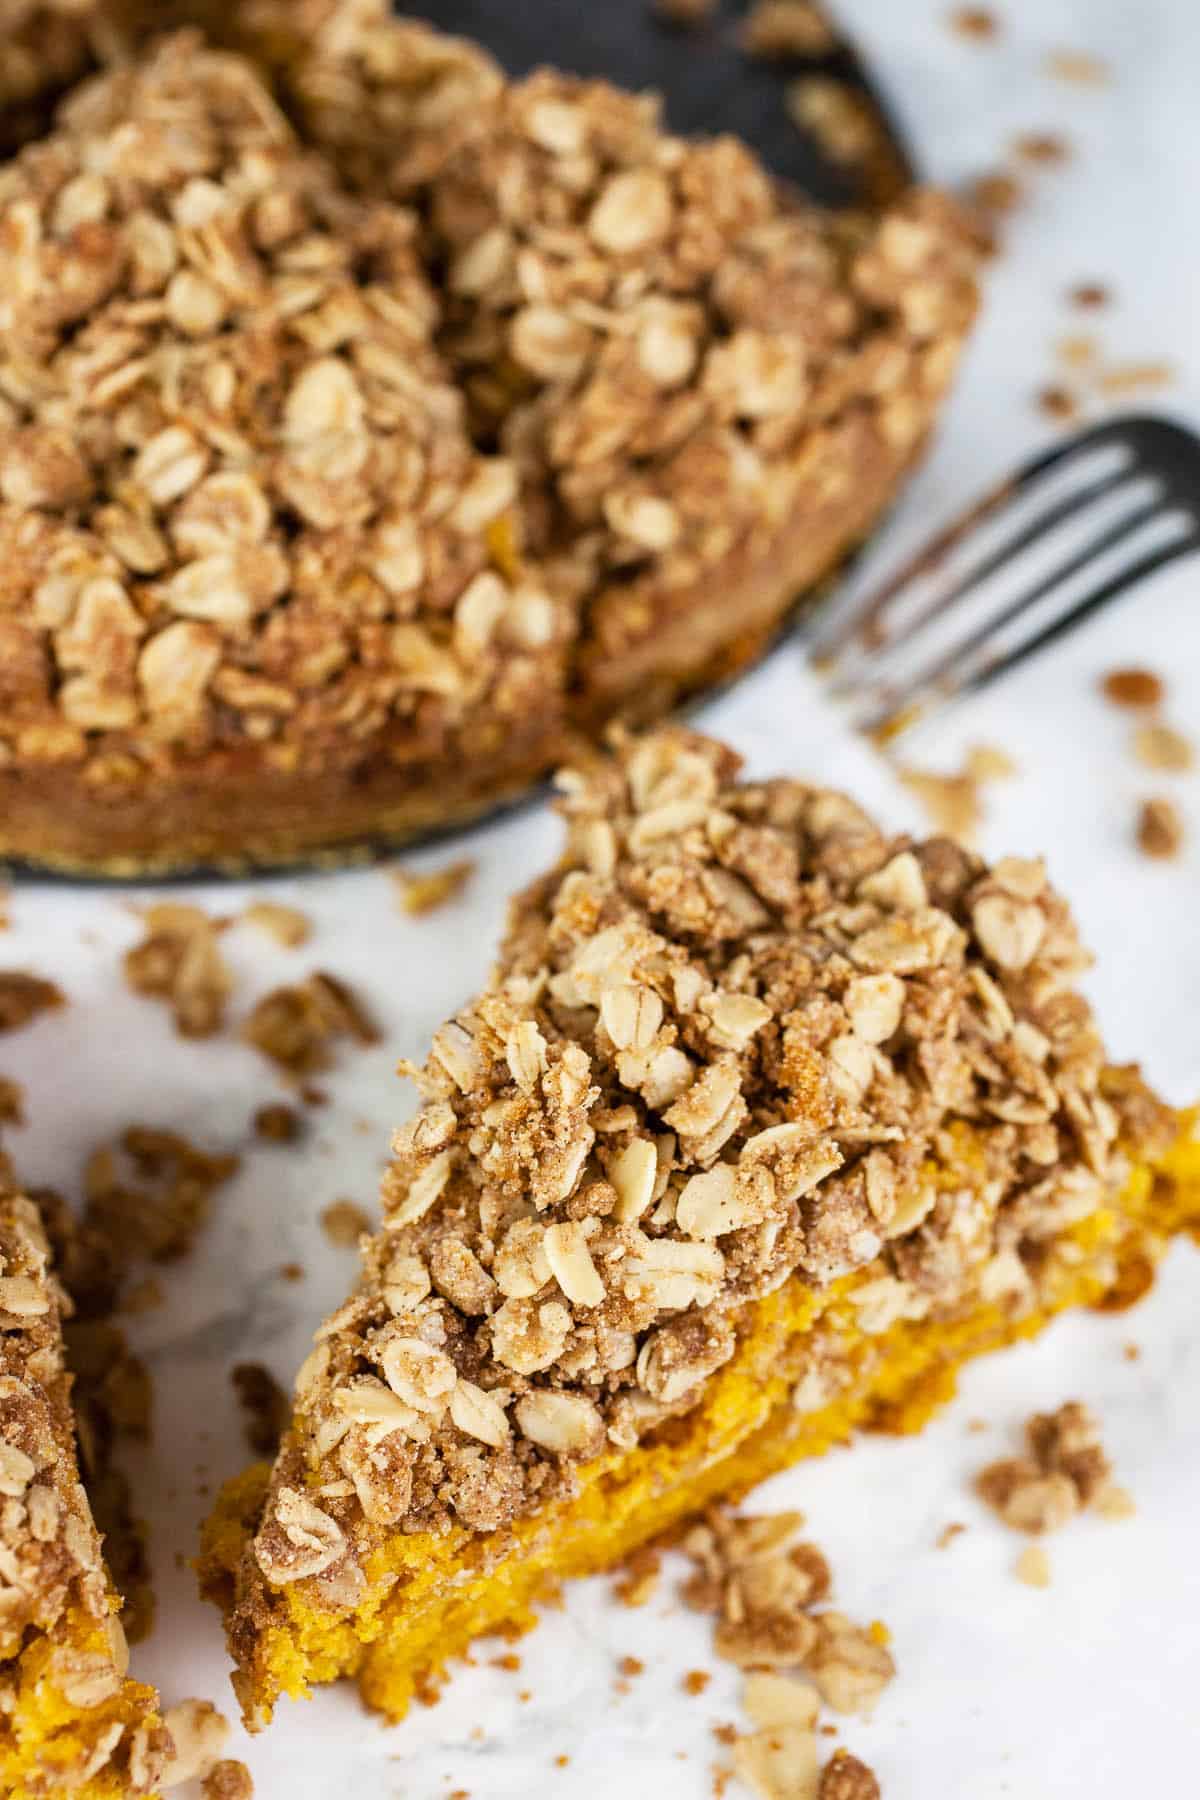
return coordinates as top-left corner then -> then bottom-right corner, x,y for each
224,727 -> 1173,1651
0,14 -> 977,873
0,1177 -> 169,1795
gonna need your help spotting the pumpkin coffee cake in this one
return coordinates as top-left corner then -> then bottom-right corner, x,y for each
0,10 -> 977,874
0,1176 -> 168,1797
200,728 -> 1200,1729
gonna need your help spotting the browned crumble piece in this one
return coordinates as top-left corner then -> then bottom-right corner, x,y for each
240,903 -> 312,948
1026,1400 -> 1112,1504
279,1260 -> 304,1284
1036,384 -> 1079,423
0,1074 -> 24,1123
734,1720 -> 819,1799
619,1654 -> 645,1679
1136,797 -> 1185,861
1045,49 -> 1110,85
1056,334 -> 1097,370
1101,667 -> 1164,710
949,6 -> 999,38
243,971 -> 380,1075
1013,1544 -> 1051,1587
684,1669 -> 712,1695
969,171 -> 1022,214
615,1547 -> 662,1607
742,1 -> 836,59
321,1198 -> 374,1248
120,1276 -> 165,1316
124,905 -> 231,1039
395,859 -> 476,917
806,1615 -> 894,1715
1070,282 -> 1111,309
654,0 -> 717,25
254,1102 -> 302,1143
786,77 -> 877,163
83,1127 -> 239,1270
897,764 -> 981,842
1098,361 -> 1174,396
976,1457 -> 1078,1533
0,970 -> 64,1033
203,1760 -> 255,1800
819,1749 -> 881,1799
231,1363 -> 290,1460
1015,132 -> 1070,164
1132,723 -> 1194,772
935,1521 -> 966,1549
978,1401 -> 1121,1533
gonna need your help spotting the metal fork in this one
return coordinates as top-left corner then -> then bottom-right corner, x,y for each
811,414 -> 1200,740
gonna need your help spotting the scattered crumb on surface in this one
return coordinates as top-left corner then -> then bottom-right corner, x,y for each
231,1361 -> 290,1459
742,0 -> 836,58
819,1750 -> 882,1799
786,77 -> 876,164
1101,667 -> 1164,709
394,859 -> 476,917
614,1546 -> 662,1607
160,1699 -> 231,1787
1136,796 -> 1185,861
1094,1483 -> 1137,1521
619,1656 -> 646,1679
1056,333 -> 1097,369
1132,722 -> 1194,772
279,1261 -> 304,1283
81,1126 -> 239,1285
1014,131 -> 1070,164
1069,281 -> 1110,309
1097,360 -> 1174,396
1123,1341 -> 1141,1362
1014,1544 -> 1051,1588
1036,383 -> 1078,422
977,1402 -> 1121,1534
0,970 -> 65,1034
490,1652 -> 522,1672
1045,48 -> 1110,85
654,0 -> 716,23
948,6 -> 999,39
124,904 -> 230,1039
968,171 -> 1022,215
935,1522 -> 966,1550
240,901 -> 311,948
684,1669 -> 712,1695
203,1760 -> 255,1800
966,742 -> 1019,782
243,971 -> 379,1075
320,1198 -> 373,1248
0,1074 -> 24,1123
254,1102 -> 302,1143
119,1276 -> 165,1316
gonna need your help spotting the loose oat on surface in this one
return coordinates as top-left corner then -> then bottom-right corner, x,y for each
395,859 -> 475,917
742,1 -> 836,59
1136,796 -> 1184,861
1132,723 -> 1194,773
0,971 -> 65,1034
124,904 -> 231,1038
1101,667 -> 1164,710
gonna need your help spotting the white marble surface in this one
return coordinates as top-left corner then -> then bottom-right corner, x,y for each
6,2 -> 1200,1793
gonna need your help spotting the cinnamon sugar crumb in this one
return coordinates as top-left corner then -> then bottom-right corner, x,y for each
1015,132 -> 1070,164
978,1402 -> 1121,1533
1137,797 -> 1184,861
684,1669 -> 712,1695
1101,668 -> 1164,710
0,971 -> 65,1034
395,859 -> 475,917
820,1751 -> 881,1799
1036,384 -> 1079,422
619,1655 -> 646,1679
1070,282 -> 1110,309
969,171 -> 1022,214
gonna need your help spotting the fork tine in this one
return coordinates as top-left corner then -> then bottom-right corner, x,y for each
856,525 -> 1199,739
813,421 -> 1135,664
823,461 -> 1141,696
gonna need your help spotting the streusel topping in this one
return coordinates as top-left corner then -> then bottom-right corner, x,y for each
0,32 -> 562,776
0,1176 -> 168,1792
248,729 -> 1169,1603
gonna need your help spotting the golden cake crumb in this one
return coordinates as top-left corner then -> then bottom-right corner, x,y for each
395,860 -> 476,917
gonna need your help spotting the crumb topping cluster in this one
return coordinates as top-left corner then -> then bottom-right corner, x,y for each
0,1177 -> 168,1792
248,729 -> 1168,1602
0,9 -> 977,797
0,31 -> 560,776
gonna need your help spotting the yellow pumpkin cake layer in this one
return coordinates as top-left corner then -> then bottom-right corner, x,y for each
0,1180 -> 169,1797
200,727 -> 1200,1728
